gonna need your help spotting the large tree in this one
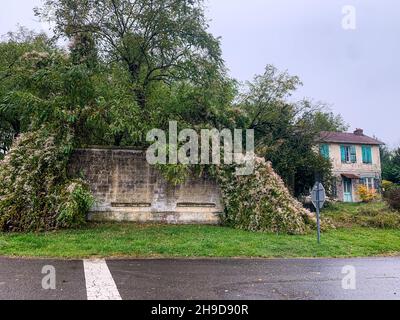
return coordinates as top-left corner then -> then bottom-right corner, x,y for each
36,0 -> 225,111
0,28 -> 54,156
238,65 -> 347,196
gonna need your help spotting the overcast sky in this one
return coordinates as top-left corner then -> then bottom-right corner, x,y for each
1,0 -> 399,147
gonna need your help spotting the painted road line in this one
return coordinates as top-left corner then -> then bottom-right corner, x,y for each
83,259 -> 122,300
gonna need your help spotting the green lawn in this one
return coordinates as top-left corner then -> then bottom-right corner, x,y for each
1,202 -> 400,259
1,222 -> 400,259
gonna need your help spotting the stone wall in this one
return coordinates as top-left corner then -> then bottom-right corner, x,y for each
68,148 -> 223,224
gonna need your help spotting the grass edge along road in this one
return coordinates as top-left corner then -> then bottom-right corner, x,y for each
1,222 -> 400,259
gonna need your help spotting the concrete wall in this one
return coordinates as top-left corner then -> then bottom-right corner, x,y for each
68,148 -> 223,224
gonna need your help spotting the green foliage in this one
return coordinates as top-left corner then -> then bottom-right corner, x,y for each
216,157 -> 320,235
37,0 -> 226,110
381,146 -> 400,185
325,202 -> 400,229
156,163 -> 191,186
382,180 -> 396,192
237,66 -> 343,196
0,1 -> 351,235
0,130 -> 93,232
57,181 -> 94,228
385,189 -> 400,211
0,28 -> 54,154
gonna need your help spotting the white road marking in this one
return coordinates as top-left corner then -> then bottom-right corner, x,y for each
83,259 -> 122,300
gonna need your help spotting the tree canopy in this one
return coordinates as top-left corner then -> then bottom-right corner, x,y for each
0,0 -> 352,232
381,146 -> 400,184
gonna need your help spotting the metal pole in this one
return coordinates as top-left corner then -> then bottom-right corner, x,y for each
316,179 -> 321,244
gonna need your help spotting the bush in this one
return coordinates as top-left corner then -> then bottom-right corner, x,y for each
356,185 -> 378,203
216,157 -> 329,235
382,180 -> 397,192
385,188 -> 400,211
382,180 -> 399,199
357,213 -> 400,229
324,202 -> 400,229
0,130 -> 93,232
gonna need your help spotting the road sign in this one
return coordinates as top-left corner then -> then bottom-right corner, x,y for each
311,182 -> 326,209
311,181 -> 326,244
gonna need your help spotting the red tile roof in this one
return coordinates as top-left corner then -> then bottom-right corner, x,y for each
319,131 -> 384,145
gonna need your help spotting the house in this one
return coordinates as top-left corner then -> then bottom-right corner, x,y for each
319,129 -> 384,202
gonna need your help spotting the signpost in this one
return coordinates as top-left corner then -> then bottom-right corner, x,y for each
311,181 -> 326,244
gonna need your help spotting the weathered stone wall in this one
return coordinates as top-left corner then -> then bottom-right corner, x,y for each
68,148 -> 223,224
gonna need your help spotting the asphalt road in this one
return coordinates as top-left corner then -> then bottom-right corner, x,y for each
1,257 -> 399,300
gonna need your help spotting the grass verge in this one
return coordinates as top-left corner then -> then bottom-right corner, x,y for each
1,222 -> 400,259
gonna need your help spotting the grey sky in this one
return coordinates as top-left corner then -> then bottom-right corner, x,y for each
1,0 -> 399,147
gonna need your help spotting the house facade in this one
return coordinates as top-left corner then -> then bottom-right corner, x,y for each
319,129 -> 384,202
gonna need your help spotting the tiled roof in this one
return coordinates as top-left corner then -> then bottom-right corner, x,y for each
319,131 -> 384,145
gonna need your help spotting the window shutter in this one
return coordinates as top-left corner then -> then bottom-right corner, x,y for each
362,146 -> 372,164
367,147 -> 372,163
320,144 -> 329,159
362,146 -> 366,163
350,146 -> 357,163
341,146 -> 346,163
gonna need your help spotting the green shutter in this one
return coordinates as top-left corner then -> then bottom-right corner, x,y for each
350,146 -> 357,163
341,146 -> 346,163
362,146 -> 372,164
320,144 -> 330,159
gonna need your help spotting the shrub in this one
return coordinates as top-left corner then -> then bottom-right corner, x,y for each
357,213 -> 400,229
356,185 -> 378,203
385,188 -> 400,211
382,180 -> 400,200
382,180 -> 396,192
0,130 -> 93,232
324,202 -> 400,229
216,157 -> 330,235
56,181 -> 94,228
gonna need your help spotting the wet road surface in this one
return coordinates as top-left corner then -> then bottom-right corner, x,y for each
1,257 -> 399,300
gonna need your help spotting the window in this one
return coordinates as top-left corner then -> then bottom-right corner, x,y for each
362,177 -> 375,191
362,146 -> 373,164
319,144 -> 330,159
341,145 -> 357,163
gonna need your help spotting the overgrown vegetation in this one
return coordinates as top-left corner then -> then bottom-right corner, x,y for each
381,146 -> 400,185
385,189 -> 400,211
324,202 -> 400,229
217,158 -> 318,235
0,130 -> 93,232
0,0 -> 350,233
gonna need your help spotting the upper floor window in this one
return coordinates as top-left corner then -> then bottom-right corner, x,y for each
362,145 -> 373,164
319,144 -> 330,159
341,145 -> 357,163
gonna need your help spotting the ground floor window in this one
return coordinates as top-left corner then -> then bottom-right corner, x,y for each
361,177 -> 375,191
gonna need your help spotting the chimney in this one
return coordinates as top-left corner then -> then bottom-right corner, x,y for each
354,128 -> 364,136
